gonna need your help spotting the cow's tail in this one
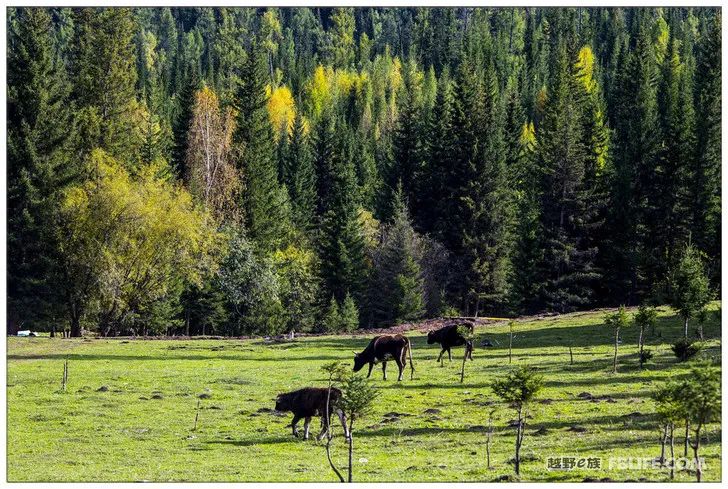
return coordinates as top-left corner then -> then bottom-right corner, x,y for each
407,337 -> 415,380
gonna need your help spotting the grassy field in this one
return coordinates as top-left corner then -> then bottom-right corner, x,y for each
6,303 -> 722,482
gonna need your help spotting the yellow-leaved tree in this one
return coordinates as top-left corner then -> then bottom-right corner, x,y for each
266,84 -> 296,137
58,149 -> 224,336
185,85 -> 240,223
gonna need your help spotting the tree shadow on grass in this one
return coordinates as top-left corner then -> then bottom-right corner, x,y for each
208,425 -> 479,448
6,353 -> 346,362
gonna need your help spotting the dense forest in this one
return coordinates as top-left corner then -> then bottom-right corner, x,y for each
7,7 -> 721,336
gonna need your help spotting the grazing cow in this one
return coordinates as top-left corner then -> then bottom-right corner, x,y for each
352,334 -> 414,381
427,323 -> 474,364
275,387 -> 349,440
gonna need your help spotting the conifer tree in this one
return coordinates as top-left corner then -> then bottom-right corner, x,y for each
233,40 -> 292,251
317,133 -> 367,308
284,111 -> 317,233
367,184 -> 425,326
653,37 -> 695,279
172,68 -> 200,178
692,12 -> 721,281
444,58 -> 514,315
535,42 -> 599,312
419,68 -> 455,237
71,7 -> 140,163
7,7 -> 77,329
607,19 -> 662,303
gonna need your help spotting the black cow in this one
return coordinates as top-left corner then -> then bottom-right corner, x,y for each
275,387 -> 349,440
427,323 -> 474,364
353,334 -> 414,381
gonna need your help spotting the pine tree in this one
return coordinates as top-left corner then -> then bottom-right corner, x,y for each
504,79 -> 541,312
71,7 -> 140,163
607,19 -> 662,303
172,68 -> 200,178
692,12 -> 721,282
419,68 -> 455,237
283,111 -> 317,233
367,184 -> 425,326
233,40 -> 292,251
7,7 -> 77,330
340,293 -> 360,332
385,59 -> 425,223
653,37 -> 695,281
535,42 -> 599,312
443,58 -> 514,315
317,132 -> 367,306
312,110 -> 338,217
322,295 -> 341,332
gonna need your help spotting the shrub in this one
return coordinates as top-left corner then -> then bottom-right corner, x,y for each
639,349 -> 653,364
671,338 -> 703,362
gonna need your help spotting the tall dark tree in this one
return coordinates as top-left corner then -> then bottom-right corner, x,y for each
233,40 -> 292,252
607,19 -> 663,303
71,7 -> 140,162
283,111 -> 317,233
535,42 -> 599,312
317,122 -> 368,308
692,12 -> 721,283
7,8 -> 77,331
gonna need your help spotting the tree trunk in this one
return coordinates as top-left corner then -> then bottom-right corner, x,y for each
460,348 -> 467,383
347,418 -> 354,482
669,423 -> 675,480
70,315 -> 81,338
613,327 -> 619,373
509,325 -> 513,364
514,408 -> 522,475
692,425 -> 702,482
638,325 -> 645,369
659,424 -> 668,466
684,317 -> 689,338
684,419 -> 690,458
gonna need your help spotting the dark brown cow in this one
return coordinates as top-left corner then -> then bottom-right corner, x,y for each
427,323 -> 474,364
353,334 -> 414,381
275,387 -> 349,440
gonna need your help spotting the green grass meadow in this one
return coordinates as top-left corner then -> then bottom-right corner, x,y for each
6,303 -> 722,482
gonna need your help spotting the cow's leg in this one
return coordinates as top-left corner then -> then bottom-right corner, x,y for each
447,348 -> 452,362
395,357 -> 404,381
337,409 -> 350,439
303,417 -> 311,440
467,341 -> 474,360
437,349 -> 445,366
317,413 -> 329,441
382,361 -> 387,380
291,415 -> 302,437
367,362 -> 374,378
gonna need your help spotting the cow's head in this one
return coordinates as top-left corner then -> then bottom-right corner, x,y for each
427,331 -> 436,344
274,393 -> 290,412
352,351 -> 366,372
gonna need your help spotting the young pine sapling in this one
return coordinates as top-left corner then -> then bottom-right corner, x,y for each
604,306 -> 630,373
491,366 -> 544,476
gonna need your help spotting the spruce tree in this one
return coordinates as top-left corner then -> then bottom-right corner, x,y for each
535,42 -> 599,312
71,7 -> 140,163
444,58 -> 514,315
367,184 -> 425,326
385,59 -> 425,223
7,7 -> 76,330
233,40 -> 292,251
607,19 -> 662,303
418,67 -> 455,237
317,128 -> 367,309
284,111 -> 317,233
653,37 -> 695,281
692,12 -> 721,282
172,68 -> 200,178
